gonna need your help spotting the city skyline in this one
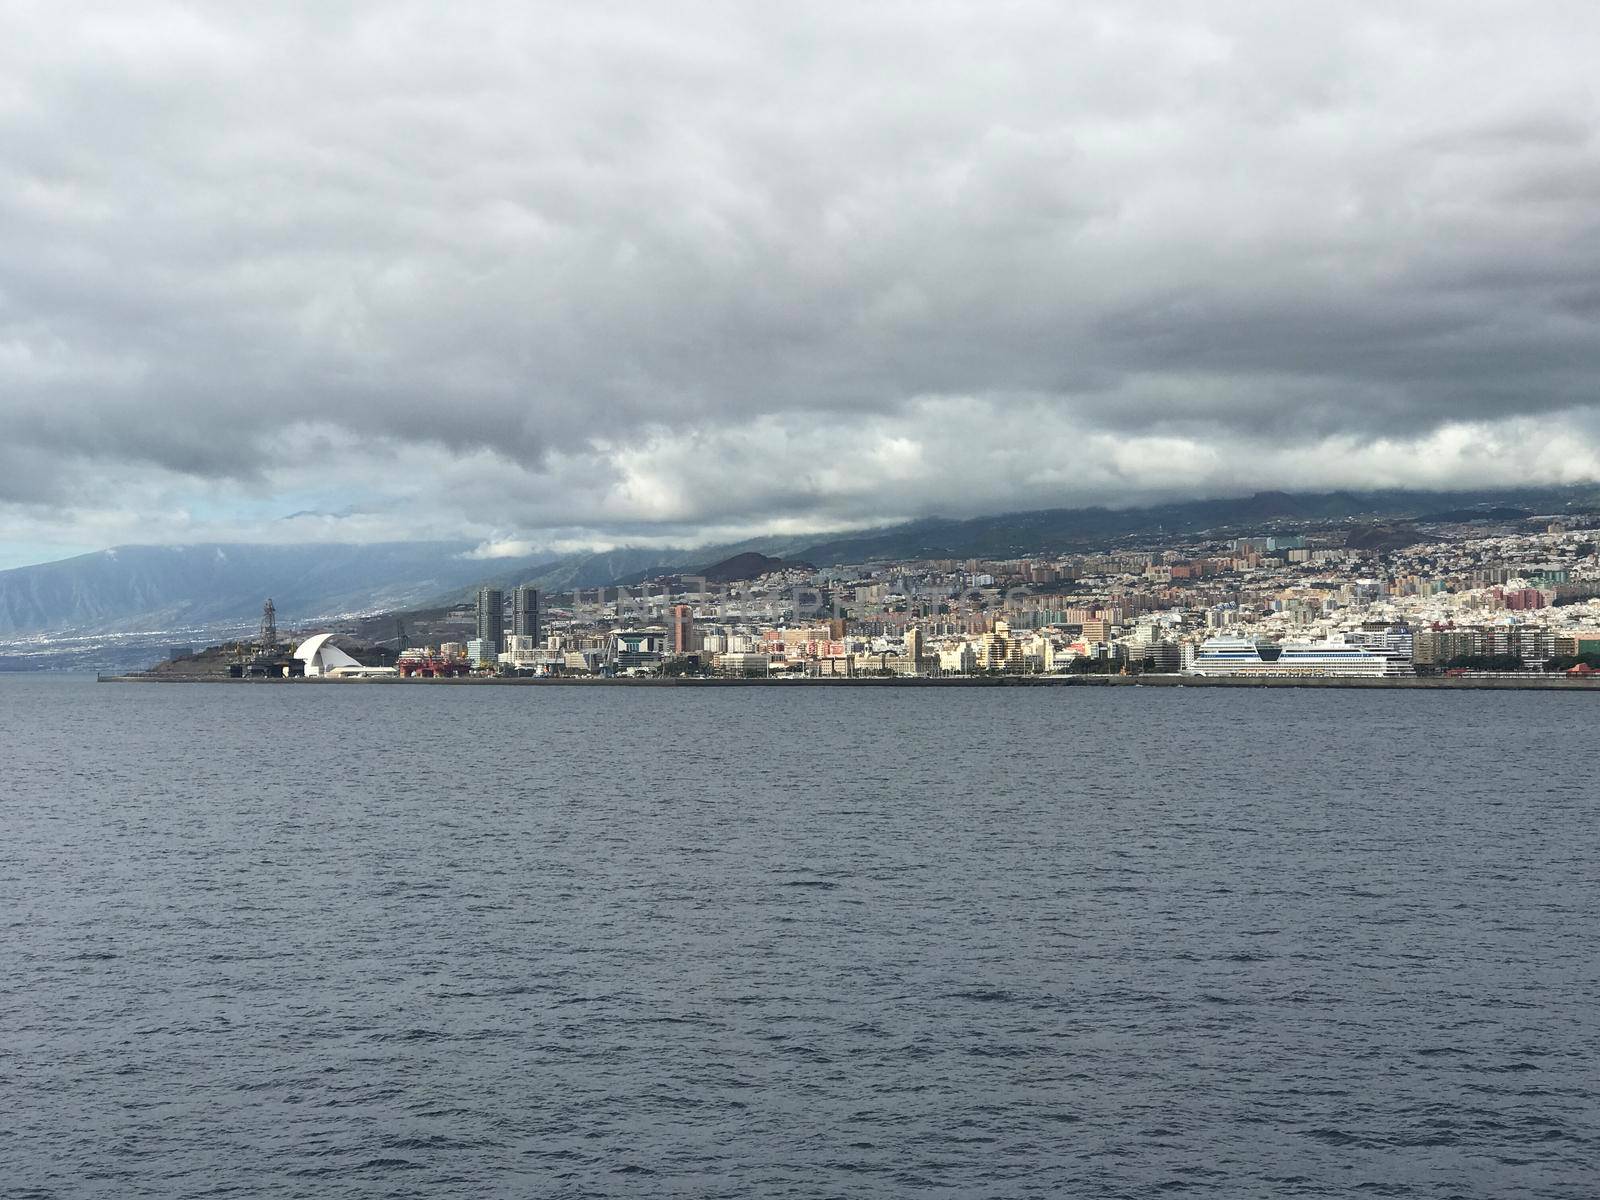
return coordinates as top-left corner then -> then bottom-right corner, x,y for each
96,502 -> 1600,684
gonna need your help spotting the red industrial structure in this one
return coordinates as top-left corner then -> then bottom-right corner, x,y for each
397,656 -> 472,678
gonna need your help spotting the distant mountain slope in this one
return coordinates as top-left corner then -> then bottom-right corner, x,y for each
477,547 -> 715,595
6,485 -> 1598,639
699,552 -> 817,583
544,537 -> 825,595
0,538 -> 806,638
0,542 -> 531,636
787,487 -> 1600,564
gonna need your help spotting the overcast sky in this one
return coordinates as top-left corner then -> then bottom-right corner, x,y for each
3,2 -> 1599,568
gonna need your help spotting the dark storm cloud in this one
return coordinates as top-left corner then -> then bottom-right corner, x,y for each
2,1 -> 1599,551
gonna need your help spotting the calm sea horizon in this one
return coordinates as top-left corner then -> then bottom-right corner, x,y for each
4,674 -> 1596,1197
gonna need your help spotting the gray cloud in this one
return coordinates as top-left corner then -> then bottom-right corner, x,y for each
2,1 -> 1600,559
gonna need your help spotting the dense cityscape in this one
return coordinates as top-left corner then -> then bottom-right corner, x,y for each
255,510 -> 1600,683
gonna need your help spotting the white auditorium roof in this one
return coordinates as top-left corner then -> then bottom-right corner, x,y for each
293,633 -> 363,673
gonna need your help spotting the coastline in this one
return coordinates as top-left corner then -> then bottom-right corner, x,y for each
95,672 -> 1600,691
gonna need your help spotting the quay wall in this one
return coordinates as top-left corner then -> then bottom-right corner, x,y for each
97,673 -> 1600,692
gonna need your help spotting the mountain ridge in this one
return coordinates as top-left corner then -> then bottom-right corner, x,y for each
4,486 -> 1598,638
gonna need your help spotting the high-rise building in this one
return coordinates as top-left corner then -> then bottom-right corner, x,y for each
514,585 -> 541,642
670,604 -> 695,653
1080,617 -> 1111,644
476,587 -> 504,654
904,626 -> 924,664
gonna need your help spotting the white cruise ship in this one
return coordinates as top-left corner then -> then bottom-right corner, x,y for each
1185,636 -> 1411,678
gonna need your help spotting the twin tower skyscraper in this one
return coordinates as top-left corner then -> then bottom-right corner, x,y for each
476,584 -> 539,654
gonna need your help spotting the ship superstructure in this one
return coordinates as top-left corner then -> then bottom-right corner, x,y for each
1185,635 -> 1411,677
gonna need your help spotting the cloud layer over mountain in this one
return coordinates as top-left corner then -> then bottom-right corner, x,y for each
3,1 -> 1599,564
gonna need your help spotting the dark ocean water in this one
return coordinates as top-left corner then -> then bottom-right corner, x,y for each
3,676 -> 1597,1198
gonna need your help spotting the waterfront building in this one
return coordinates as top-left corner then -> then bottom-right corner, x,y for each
886,652 -> 923,676
976,620 -> 1024,670
564,649 -> 605,673
614,628 -> 667,670
939,643 -> 978,674
1486,623 -> 1554,663
499,634 -> 559,673
1079,617 -> 1112,644
476,587 -> 505,655
718,650 -> 772,676
671,604 -> 695,653
1413,626 -> 1485,668
513,585 -> 541,642
811,655 -> 856,677
1129,639 -> 1181,672
1555,631 -> 1600,657
1020,631 -> 1055,672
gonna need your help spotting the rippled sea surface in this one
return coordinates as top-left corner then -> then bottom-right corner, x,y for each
4,676 -> 1598,1197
